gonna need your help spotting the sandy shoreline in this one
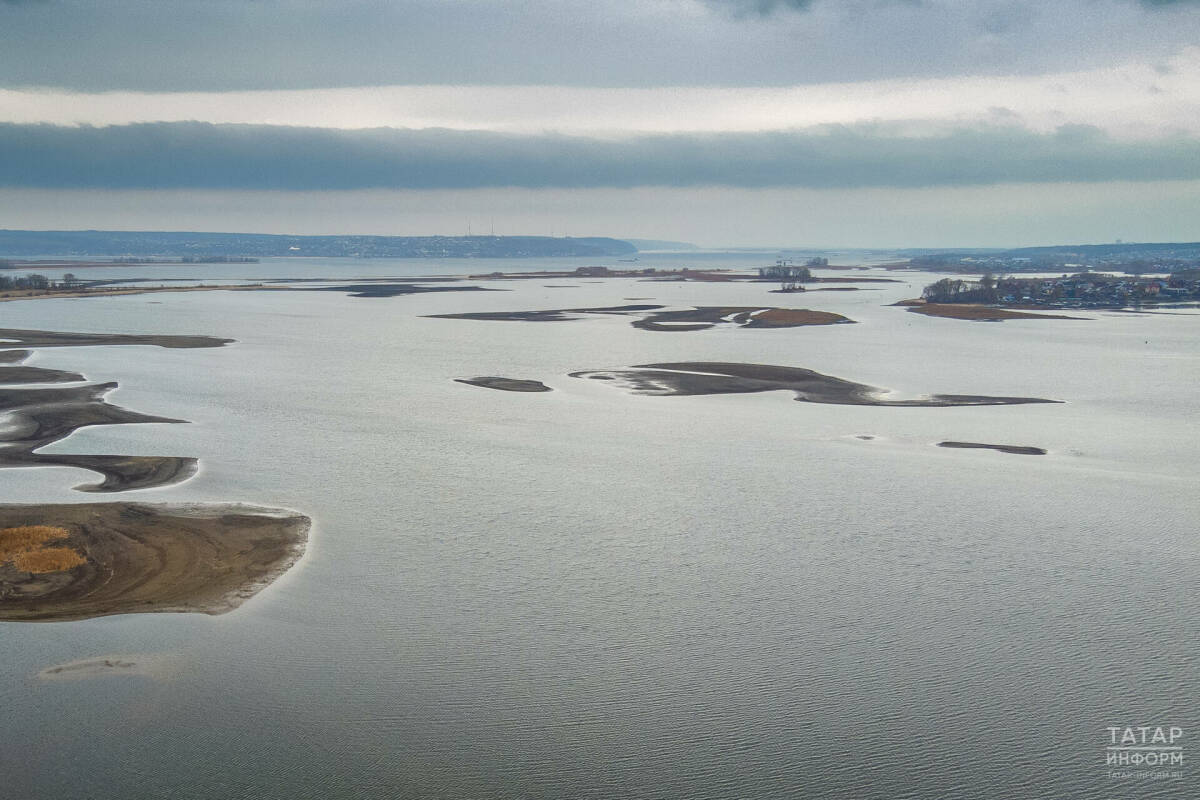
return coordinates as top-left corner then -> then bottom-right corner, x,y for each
0,503 -> 309,622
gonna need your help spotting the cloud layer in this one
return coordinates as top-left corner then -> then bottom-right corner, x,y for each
2,1 -> 1199,91
3,121 -> 1199,191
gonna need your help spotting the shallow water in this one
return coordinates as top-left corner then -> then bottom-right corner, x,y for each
1,267 -> 1196,799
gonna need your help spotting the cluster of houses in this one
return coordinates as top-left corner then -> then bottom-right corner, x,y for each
923,271 -> 1200,308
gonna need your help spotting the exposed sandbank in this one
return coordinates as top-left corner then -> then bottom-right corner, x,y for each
455,377 -> 553,392
0,328 -> 229,492
429,305 -> 855,331
895,301 -> 1086,321
0,381 -> 195,492
938,441 -> 1047,455
570,362 -> 1059,407
0,328 -> 232,349
631,307 -> 853,331
0,503 -> 309,622
300,283 -> 500,298
429,304 -> 660,323
0,350 -> 85,384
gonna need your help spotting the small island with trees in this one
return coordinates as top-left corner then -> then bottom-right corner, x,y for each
902,270 -> 1200,320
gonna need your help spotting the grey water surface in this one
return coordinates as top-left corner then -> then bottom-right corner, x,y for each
0,264 -> 1195,799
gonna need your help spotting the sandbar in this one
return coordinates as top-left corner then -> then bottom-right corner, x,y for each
0,328 -> 232,349
570,362 -> 1059,407
429,305 -> 854,331
895,302 -> 1085,321
0,328 -> 229,491
0,503 -> 309,622
300,283 -> 499,298
0,350 -> 85,384
455,377 -> 553,392
938,441 -> 1047,455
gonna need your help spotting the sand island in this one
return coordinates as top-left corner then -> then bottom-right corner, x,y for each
938,441 -> 1048,455
0,503 -> 310,622
570,362 -> 1059,407
894,300 -> 1086,321
0,330 -> 230,492
429,304 -> 854,331
456,377 -> 553,392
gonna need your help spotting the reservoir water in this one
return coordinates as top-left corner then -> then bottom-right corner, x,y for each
1,258 -> 1196,799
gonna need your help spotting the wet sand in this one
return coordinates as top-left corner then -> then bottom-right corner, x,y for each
456,377 -> 553,392
938,441 -> 1047,455
0,503 -> 309,622
570,362 -> 1059,407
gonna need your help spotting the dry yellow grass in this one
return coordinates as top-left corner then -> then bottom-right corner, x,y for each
12,547 -> 86,573
0,525 -> 70,557
0,525 -> 84,573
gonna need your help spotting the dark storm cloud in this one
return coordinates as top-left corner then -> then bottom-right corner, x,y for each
2,1 -> 1200,91
708,0 -> 1198,12
2,121 -> 1198,190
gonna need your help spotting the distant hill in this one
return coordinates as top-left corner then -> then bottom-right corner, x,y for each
622,238 -> 698,251
0,230 -> 637,259
896,240 -> 1200,274
1000,241 -> 1200,259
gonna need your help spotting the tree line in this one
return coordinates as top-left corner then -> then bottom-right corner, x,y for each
0,273 -> 79,291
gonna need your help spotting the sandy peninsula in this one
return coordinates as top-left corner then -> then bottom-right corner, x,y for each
0,503 -> 309,622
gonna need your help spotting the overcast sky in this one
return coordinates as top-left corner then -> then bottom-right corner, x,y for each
2,0 -> 1199,247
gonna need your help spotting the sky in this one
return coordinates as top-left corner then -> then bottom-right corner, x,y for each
1,0 -> 1199,248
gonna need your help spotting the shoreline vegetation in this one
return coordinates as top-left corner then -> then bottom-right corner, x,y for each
0,503 -> 309,622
